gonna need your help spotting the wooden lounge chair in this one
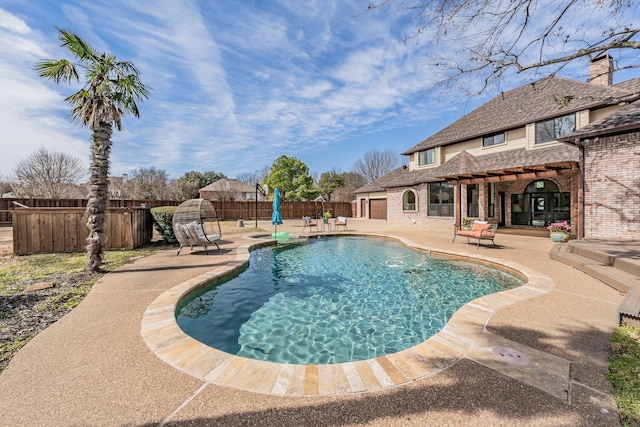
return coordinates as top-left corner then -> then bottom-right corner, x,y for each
452,221 -> 497,248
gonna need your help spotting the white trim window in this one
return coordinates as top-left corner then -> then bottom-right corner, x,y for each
418,148 -> 436,166
535,113 -> 575,144
428,182 -> 454,217
483,132 -> 505,147
403,190 -> 416,211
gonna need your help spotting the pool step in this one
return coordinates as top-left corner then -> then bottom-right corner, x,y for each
549,242 -> 640,327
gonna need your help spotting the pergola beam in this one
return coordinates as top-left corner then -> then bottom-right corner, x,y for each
441,162 -> 578,184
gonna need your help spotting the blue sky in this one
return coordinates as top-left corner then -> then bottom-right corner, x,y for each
1,1 -> 638,182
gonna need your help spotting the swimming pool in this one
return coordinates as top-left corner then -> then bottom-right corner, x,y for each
176,236 -> 523,364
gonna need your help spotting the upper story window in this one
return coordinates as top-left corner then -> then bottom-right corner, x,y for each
483,132 -> 505,147
403,190 -> 416,210
418,148 -> 435,166
535,113 -> 575,144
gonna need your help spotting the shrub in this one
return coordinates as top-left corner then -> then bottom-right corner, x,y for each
150,206 -> 177,243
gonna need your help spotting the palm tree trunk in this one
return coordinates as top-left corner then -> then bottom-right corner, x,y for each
86,122 -> 112,272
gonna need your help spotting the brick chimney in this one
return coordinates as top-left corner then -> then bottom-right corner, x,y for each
588,52 -> 613,86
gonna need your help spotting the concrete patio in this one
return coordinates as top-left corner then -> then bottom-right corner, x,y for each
0,219 -> 626,426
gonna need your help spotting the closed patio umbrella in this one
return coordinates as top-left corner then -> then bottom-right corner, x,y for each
271,188 -> 283,238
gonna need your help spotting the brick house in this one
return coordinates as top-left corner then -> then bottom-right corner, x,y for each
558,100 -> 640,239
356,55 -> 639,239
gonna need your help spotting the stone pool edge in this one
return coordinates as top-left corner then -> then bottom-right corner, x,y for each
140,233 -> 555,397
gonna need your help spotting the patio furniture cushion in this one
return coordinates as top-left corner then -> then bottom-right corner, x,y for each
452,221 -> 498,248
334,216 -> 347,230
172,199 -> 222,255
457,222 -> 491,237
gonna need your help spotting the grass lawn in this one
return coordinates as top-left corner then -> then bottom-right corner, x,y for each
0,221 -> 263,372
608,325 -> 640,426
0,247 -> 160,371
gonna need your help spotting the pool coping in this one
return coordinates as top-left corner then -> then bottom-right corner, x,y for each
140,233 -> 556,396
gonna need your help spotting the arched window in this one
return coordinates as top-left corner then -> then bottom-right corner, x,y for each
403,190 -> 416,210
525,179 -> 559,193
512,179 -> 569,227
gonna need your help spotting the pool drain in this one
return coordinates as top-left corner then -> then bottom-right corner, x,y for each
491,346 -> 531,366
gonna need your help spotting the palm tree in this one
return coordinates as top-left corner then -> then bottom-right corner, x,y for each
35,28 -> 149,272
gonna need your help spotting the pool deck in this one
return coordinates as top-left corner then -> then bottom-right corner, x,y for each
0,219 -> 627,426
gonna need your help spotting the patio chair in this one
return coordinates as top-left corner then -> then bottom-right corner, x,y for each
334,216 -> 348,231
302,216 -> 319,232
452,220 -> 497,249
173,198 -> 222,255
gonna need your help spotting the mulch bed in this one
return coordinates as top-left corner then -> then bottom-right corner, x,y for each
0,272 -> 95,372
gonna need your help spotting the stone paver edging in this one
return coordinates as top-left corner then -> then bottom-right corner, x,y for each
140,233 -> 556,396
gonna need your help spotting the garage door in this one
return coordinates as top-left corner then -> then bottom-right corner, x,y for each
369,199 -> 387,220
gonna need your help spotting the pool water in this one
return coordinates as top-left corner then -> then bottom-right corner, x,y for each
176,237 -> 523,364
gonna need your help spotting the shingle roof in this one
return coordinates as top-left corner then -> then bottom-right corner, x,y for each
435,145 -> 579,181
355,165 -> 443,193
558,99 -> 640,142
354,181 -> 385,193
357,145 -> 579,191
403,76 -> 637,155
612,77 -> 640,93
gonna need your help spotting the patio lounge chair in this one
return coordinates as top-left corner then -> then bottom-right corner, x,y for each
334,216 -> 348,231
452,220 -> 497,248
173,198 -> 222,255
302,216 -> 319,232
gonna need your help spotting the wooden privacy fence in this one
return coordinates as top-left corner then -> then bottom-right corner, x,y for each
0,198 -> 180,226
12,207 -> 152,255
0,198 -> 351,225
212,201 -> 352,221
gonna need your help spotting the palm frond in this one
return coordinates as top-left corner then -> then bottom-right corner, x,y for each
34,59 -> 79,84
38,29 -> 150,129
116,74 -> 151,100
55,27 -> 98,63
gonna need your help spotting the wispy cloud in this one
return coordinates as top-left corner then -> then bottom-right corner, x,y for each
3,1 -> 633,181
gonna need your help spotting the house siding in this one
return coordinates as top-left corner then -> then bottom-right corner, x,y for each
358,75 -> 639,237
387,185 -> 452,228
386,174 -> 576,229
583,132 -> 640,239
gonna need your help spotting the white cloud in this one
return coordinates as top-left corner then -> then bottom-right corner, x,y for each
8,0 -> 628,180
0,9 -> 89,177
0,8 -> 31,34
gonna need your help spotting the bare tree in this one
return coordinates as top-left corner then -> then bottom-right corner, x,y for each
369,0 -> 640,96
332,172 -> 368,202
169,178 -> 199,201
352,149 -> 402,183
210,189 -> 241,202
0,175 -> 13,195
12,147 -> 86,198
126,167 -> 170,200
236,166 -> 270,186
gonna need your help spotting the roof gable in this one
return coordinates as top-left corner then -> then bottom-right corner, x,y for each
403,76 -> 636,155
199,178 -> 254,193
